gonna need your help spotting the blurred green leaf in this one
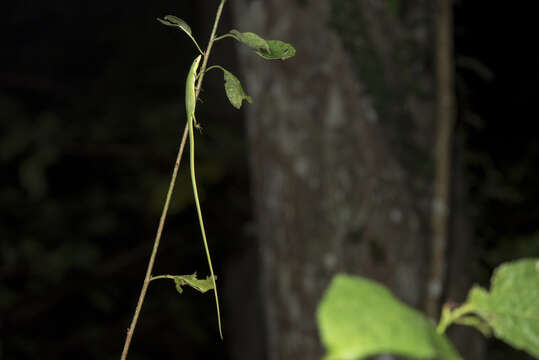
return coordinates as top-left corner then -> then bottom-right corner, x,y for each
465,258 -> 539,358
317,274 -> 460,360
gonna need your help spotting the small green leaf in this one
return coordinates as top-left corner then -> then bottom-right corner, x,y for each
151,273 -> 216,294
223,69 -> 252,109
255,40 -> 296,60
226,30 -> 295,60
174,273 -> 215,294
158,15 -> 192,35
464,258 -> 539,358
317,274 -> 460,360
157,15 -> 203,54
229,29 -> 270,53
157,17 -> 174,26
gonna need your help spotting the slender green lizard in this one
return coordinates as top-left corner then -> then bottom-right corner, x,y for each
186,54 -> 223,339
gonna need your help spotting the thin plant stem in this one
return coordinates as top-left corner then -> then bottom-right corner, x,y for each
213,33 -> 237,42
150,274 -> 177,281
205,65 -> 227,74
426,0 -> 454,320
120,124 -> 189,360
120,1 -> 227,358
436,303 -> 474,334
195,0 -> 227,98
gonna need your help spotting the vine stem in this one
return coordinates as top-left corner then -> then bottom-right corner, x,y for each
436,303 -> 474,334
205,64 -> 227,74
213,33 -> 237,42
119,125 -> 189,360
426,0 -> 454,320
149,274 -> 177,281
120,1 -> 227,359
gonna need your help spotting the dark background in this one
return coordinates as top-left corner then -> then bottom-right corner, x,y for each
1,1 -> 537,359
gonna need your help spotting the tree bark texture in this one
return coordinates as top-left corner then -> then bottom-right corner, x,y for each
232,1 -> 438,359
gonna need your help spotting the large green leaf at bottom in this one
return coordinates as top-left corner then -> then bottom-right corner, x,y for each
317,274 -> 460,360
465,258 -> 539,358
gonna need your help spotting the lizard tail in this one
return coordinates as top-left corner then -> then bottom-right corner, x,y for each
188,115 -> 223,339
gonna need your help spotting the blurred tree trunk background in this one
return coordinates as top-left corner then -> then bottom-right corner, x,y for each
230,0 -> 482,359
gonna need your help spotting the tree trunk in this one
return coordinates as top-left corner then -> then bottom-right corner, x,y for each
231,1 -> 439,359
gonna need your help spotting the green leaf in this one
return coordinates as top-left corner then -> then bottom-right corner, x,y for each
151,273 -> 216,294
255,40 -> 296,60
317,274 -> 460,360
157,15 -> 203,54
229,29 -> 270,54
157,15 -> 192,35
226,30 -> 295,60
223,69 -> 252,109
465,258 -> 539,358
